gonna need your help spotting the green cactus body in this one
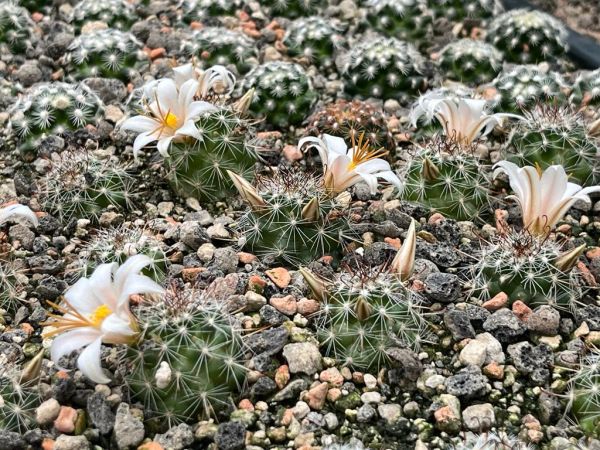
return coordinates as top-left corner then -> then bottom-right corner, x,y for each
401,140 -> 491,222
18,0 -> 50,13
492,65 -> 567,113
438,39 -> 503,85
363,0 -> 433,45
124,294 -> 245,426
9,82 -> 104,159
184,27 -> 257,75
284,16 -> 342,67
486,9 -> 568,64
0,260 -> 24,314
571,69 -> 600,106
166,109 -> 258,203
505,106 -> 600,186
341,37 -> 428,102
0,377 -> 39,433
181,0 -> 242,23
570,351 -> 600,438
41,150 -> 135,223
238,170 -> 352,266
242,61 -> 318,127
0,2 -> 36,54
261,0 -> 321,18
427,0 -> 500,21
470,230 -> 579,309
317,268 -> 425,372
72,0 -> 136,30
66,29 -> 148,82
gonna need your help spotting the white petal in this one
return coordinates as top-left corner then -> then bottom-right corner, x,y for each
116,274 -> 164,311
187,101 -> 218,118
179,79 -> 200,115
355,158 -> 392,174
101,314 -> 136,341
64,278 -> 101,315
89,263 -> 118,310
173,64 -> 196,87
321,134 -> 348,156
156,136 -> 174,157
77,337 -> 111,384
120,115 -> 157,133
175,120 -> 201,140
114,255 -> 153,290
50,328 -> 99,368
156,79 -> 179,115
132,132 -> 158,159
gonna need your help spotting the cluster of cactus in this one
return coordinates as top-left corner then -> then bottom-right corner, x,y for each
79,225 -> 168,282
486,9 -> 568,64
570,69 -> 600,106
283,16 -> 342,67
427,0 -> 501,21
504,105 -> 600,186
40,150 -> 135,223
180,0 -> 242,23
0,375 -> 39,433
0,2 -> 36,54
9,82 -> 104,158
66,29 -> 148,82
569,348 -> 600,438
363,0 -> 433,46
183,27 -> 257,75
124,284 -> 245,426
235,169 -> 352,266
401,137 -> 491,222
241,61 -> 318,127
72,0 -> 136,30
259,0 -> 321,19
438,39 -> 503,85
491,65 -> 567,113
306,99 -> 395,151
309,263 -> 425,372
469,228 -> 581,309
341,36 -> 428,103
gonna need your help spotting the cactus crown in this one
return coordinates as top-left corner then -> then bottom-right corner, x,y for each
72,0 -> 136,30
363,0 -> 433,45
427,0 -> 502,20
0,2 -> 36,54
260,0 -> 320,19
284,16 -> 342,66
0,371 -> 39,433
454,431 -> 532,450
438,39 -> 503,85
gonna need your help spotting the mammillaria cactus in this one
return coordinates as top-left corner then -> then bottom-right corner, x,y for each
0,1 -> 37,54
180,0 -> 243,23
570,69 -> 600,106
438,39 -> 503,85
241,61 -> 318,127
569,348 -> 600,438
283,16 -> 342,67
341,36 -> 428,103
486,9 -> 568,64
0,375 -> 39,433
363,0 -> 433,46
72,0 -> 136,30
0,260 -> 25,313
260,0 -> 321,19
427,0 -> 501,21
66,29 -> 148,82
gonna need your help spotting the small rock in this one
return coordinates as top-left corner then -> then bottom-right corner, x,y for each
378,404 -> 402,425
154,423 -> 194,450
360,392 -> 381,404
270,295 -> 297,316
214,421 -> 246,450
462,403 -> 495,431
53,435 -> 89,450
113,403 -> 144,450
36,398 -> 60,427
482,292 -> 508,311
306,382 -> 328,410
265,268 -> 291,288
459,340 -> 487,367
527,305 -> 560,335
434,394 -> 461,433
424,272 -> 461,303
483,309 -> 527,343
87,392 -> 115,434
444,309 -> 476,340
54,406 -> 77,434
507,341 -> 553,384
282,343 -> 322,375
445,366 -> 488,400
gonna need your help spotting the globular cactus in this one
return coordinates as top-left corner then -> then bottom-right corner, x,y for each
66,29 -> 148,82
241,61 -> 318,127
0,375 -> 39,433
401,137 -> 491,222
40,150 -> 135,223
180,0 -> 243,23
260,0 -> 321,19
486,9 -> 568,64
124,284 -> 246,426
363,0 -> 433,46
9,82 -> 104,158
491,65 -> 568,113
0,2 -> 36,54
0,260 -> 25,314
341,36 -> 428,103
427,0 -> 501,21
232,169 -> 352,266
306,99 -> 395,151
438,39 -> 503,85
504,105 -> 600,186
469,228 -> 582,309
72,0 -> 136,30
454,432 -> 531,450
570,69 -> 600,106
183,27 -> 257,75
283,16 -> 342,67
569,348 -> 600,438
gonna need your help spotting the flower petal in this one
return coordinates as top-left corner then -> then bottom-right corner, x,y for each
50,328 -> 99,368
77,337 -> 111,384
132,132 -> 158,159
120,115 -> 157,133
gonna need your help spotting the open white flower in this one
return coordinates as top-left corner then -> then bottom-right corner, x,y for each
299,133 -> 402,195
411,94 -> 521,145
0,204 -> 38,227
44,255 -> 164,384
172,63 -> 236,97
493,161 -> 600,236
121,77 -> 217,159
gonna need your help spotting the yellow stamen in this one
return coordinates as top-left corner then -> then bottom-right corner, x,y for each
347,132 -> 388,171
164,111 -> 179,128
42,299 -> 112,338
90,304 -> 113,327
534,162 -> 543,177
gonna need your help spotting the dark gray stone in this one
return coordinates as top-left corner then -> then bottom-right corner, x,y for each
215,421 -> 246,450
445,365 -> 488,400
259,305 -> 287,326
424,272 -> 461,303
444,309 -> 476,340
87,393 -> 115,434
483,309 -> 526,343
507,341 -> 553,384
245,327 -> 289,356
250,377 -> 277,399
527,305 -> 560,335
0,430 -> 27,450
387,347 -> 423,382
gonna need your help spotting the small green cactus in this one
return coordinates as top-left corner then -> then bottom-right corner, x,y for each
260,0 -> 321,18
0,260 -> 25,314
401,137 -> 491,222
0,2 -> 36,54
0,376 -> 39,433
241,61 -> 318,127
427,0 -> 501,21
570,69 -> 600,106
40,150 -> 135,223
486,9 -> 568,64
363,0 -> 433,46
504,105 -> 600,186
66,29 -> 148,82
180,0 -> 243,23
124,285 -> 246,426
491,65 -> 568,113
9,82 -> 104,159
569,348 -> 600,438
283,16 -> 342,67
341,36 -> 428,102
183,27 -> 257,75
438,39 -> 503,85
72,0 -> 136,30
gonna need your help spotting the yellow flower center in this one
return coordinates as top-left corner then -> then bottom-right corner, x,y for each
164,111 -> 179,128
347,132 -> 388,171
90,304 -> 113,327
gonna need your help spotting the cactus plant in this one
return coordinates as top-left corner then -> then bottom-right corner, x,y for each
438,39 -> 503,85
569,348 -> 600,438
0,1 -> 37,54
180,0 -> 243,23
363,0 -> 433,47
0,376 -> 39,433
260,0 -> 321,19
283,16 -> 342,67
241,61 -> 318,127
491,65 -> 568,113
486,9 -> 568,64
66,29 -> 148,82
72,0 -> 136,30
341,36 -> 428,103
427,0 -> 501,21
504,105 -> 600,186
570,69 -> 600,106
9,82 -> 104,158
124,284 -> 246,426
183,27 -> 257,75
40,150 -> 135,223
0,260 -> 25,314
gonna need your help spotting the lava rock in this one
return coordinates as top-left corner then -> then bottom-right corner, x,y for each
215,421 -> 246,450
483,309 -> 527,343
507,341 -> 553,384
245,327 -> 289,356
387,347 -> 423,382
154,423 -> 194,450
424,272 -> 461,303
527,305 -> 560,335
445,365 -> 488,400
444,309 -> 476,340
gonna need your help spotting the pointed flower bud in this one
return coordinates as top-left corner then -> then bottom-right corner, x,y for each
391,219 -> 417,281
227,170 -> 265,209
233,88 -> 255,115
299,267 -> 329,302
422,157 -> 440,182
555,243 -> 586,273
301,197 -> 321,221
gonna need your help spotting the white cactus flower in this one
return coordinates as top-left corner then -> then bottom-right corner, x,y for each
0,204 -> 38,227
